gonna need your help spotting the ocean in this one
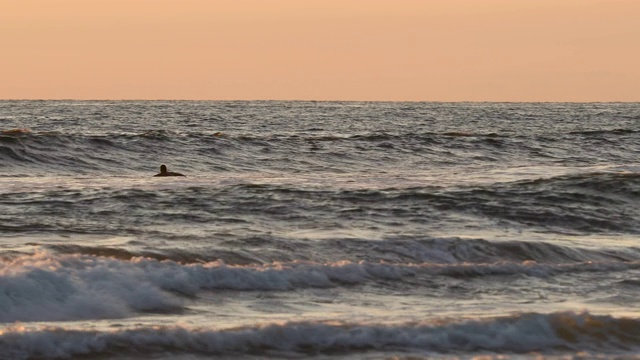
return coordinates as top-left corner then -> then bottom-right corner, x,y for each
1,101 -> 639,359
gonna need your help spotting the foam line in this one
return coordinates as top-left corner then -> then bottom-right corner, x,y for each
2,312 -> 640,359
1,251 -> 639,322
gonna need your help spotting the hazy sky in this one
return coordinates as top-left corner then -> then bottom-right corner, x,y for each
1,0 -> 638,101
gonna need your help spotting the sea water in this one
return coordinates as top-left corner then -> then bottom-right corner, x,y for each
1,101 -> 640,359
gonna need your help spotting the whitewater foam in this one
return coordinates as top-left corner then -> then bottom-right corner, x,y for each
2,251 -> 639,323
2,312 -> 639,359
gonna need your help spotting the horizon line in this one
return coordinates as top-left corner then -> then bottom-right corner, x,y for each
1,98 -> 639,104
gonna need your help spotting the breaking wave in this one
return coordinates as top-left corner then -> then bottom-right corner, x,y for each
2,312 -> 640,359
1,251 -> 639,323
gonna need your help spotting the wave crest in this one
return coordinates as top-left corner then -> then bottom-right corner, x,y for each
2,312 -> 640,358
1,251 -> 638,323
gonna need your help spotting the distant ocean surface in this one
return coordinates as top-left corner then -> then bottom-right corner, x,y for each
1,101 -> 640,360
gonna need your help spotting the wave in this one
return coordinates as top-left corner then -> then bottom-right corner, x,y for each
391,172 -> 640,234
1,251 -> 639,323
0,128 -> 635,177
47,236 -> 640,265
0,129 -> 513,163
245,172 -> 640,234
3,127 -> 634,151
2,312 -> 640,359
1,171 -> 638,237
568,128 -> 640,136
362,237 -> 640,264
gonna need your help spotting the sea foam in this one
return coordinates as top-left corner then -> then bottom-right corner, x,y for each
2,251 -> 639,323
2,312 -> 640,359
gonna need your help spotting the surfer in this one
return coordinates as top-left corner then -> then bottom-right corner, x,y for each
154,164 -> 185,177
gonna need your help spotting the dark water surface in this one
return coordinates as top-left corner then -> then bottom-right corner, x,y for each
1,101 -> 640,359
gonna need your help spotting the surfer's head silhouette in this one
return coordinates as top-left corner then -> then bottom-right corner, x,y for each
154,164 -> 185,177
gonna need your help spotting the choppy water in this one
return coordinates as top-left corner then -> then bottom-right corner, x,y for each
1,101 -> 640,359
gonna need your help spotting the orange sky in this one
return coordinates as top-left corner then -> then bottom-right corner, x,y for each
1,0 -> 638,101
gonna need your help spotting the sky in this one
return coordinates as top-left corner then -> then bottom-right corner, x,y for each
1,0 -> 639,101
